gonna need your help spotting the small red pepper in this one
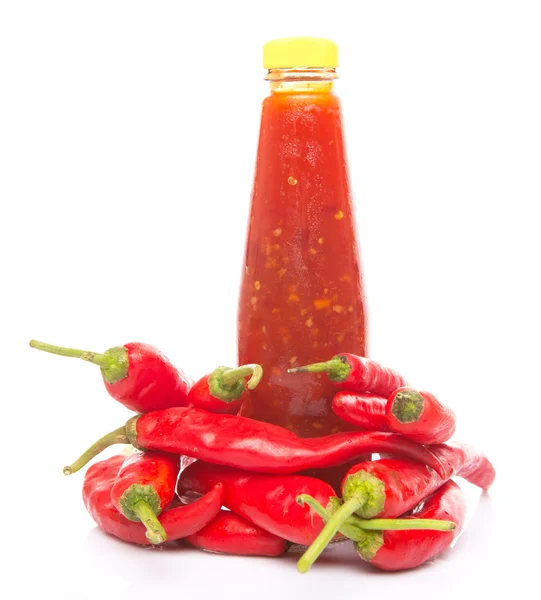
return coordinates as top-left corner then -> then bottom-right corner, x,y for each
83,455 -> 224,546
185,510 -> 288,557
289,352 -> 408,397
340,442 -> 494,520
64,406 -> 447,477
332,392 -> 388,431
29,339 -> 192,413
177,461 -> 337,546
296,480 -> 464,572
386,387 -> 456,444
110,450 -> 179,544
187,364 -> 263,414
356,480 -> 466,571
333,388 -> 456,445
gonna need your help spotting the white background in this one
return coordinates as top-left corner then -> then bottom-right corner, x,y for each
1,1 -> 540,598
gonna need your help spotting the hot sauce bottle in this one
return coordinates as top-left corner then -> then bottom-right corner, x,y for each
238,38 -> 367,437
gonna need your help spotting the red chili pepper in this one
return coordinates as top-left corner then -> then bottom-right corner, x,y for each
332,391 -> 388,430
333,388 -> 456,445
185,510 -> 288,557
386,387 -> 456,444
177,461 -> 337,546
29,339 -> 192,413
292,441 -> 494,564
341,442 -> 494,519
110,450 -> 179,544
289,352 -> 407,397
186,364 -> 263,414
83,455 -> 224,546
434,442 -> 496,489
64,406 -> 446,477
357,480 -> 466,571
297,480 -> 465,572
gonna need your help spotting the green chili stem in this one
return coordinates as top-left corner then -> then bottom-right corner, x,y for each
29,339 -> 111,369
63,426 -> 129,475
132,500 -> 167,544
391,389 -> 424,423
297,495 -> 363,541
356,518 -> 455,531
221,364 -> 263,390
297,496 -> 362,574
304,496 -> 455,532
287,356 -> 350,382
288,361 -> 332,374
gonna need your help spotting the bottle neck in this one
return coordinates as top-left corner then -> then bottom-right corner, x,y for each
266,68 -> 337,94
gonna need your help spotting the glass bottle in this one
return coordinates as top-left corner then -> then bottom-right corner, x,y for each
238,37 -> 367,437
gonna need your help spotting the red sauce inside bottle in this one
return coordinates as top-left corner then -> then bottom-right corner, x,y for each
238,81 -> 367,437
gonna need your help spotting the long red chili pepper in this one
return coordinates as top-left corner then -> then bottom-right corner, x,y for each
185,510 -> 288,557
297,480 -> 465,572
63,406 -> 446,477
83,455 -> 224,546
386,387 -> 456,444
186,364 -> 263,414
110,450 -> 179,544
289,352 -> 407,396
333,388 -> 456,445
177,461 -> 337,546
293,441 -> 494,562
29,339 -> 192,413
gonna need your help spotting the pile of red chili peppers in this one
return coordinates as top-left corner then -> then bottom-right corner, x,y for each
30,340 -> 495,572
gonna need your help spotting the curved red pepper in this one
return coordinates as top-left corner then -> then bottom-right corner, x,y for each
185,510 -> 288,557
386,387 -> 456,444
186,364 -> 263,414
355,480 -> 466,570
340,442 -> 494,520
177,461 -> 337,546
83,455 -> 224,546
432,442 -> 496,489
110,450 -> 179,544
289,352 -> 408,397
64,406 -> 447,477
29,339 -> 192,413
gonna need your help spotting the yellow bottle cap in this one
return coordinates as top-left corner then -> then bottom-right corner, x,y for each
263,37 -> 338,69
